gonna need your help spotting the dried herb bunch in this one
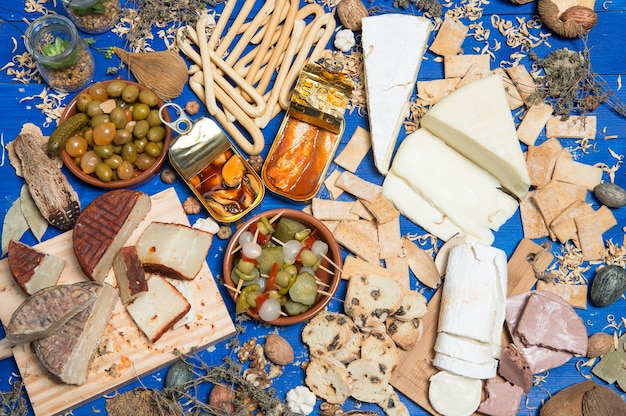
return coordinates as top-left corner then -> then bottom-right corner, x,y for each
392,0 -> 442,17
529,47 -> 626,119
0,379 -> 28,416
121,0 -> 224,50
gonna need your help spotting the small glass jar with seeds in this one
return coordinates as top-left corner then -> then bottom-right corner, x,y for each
61,0 -> 121,34
25,14 -> 95,93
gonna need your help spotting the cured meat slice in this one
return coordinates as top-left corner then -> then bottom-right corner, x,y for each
8,240 -> 65,295
73,190 -> 151,282
34,282 -> 118,385
6,284 -> 95,344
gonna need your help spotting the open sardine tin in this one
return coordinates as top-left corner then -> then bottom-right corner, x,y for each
168,117 -> 264,223
262,61 -> 353,203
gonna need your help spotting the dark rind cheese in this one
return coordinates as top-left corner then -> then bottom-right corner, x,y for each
73,190 -> 151,282
8,240 -> 65,295
113,246 -> 148,304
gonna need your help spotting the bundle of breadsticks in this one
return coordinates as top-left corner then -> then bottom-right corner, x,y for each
176,0 -> 336,155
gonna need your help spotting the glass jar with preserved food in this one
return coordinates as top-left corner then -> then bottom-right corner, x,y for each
25,14 -> 95,93
61,0 -> 121,34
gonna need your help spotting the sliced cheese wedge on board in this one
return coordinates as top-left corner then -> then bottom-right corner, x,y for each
362,14 -> 432,175
421,73 -> 531,199
429,370 -> 482,416
388,128 -> 518,243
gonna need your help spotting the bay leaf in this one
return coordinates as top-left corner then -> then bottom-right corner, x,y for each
20,184 -> 48,242
1,197 -> 29,256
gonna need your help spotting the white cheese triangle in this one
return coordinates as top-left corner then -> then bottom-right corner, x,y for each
421,73 -> 531,199
362,14 -> 432,175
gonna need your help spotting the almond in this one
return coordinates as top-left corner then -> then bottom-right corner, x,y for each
264,333 -> 294,366
335,0 -> 368,31
587,332 -> 614,358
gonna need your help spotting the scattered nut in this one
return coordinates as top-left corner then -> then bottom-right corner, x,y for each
538,0 -> 597,38
208,383 -> 236,415
160,167 -> 177,184
183,196 -> 202,215
335,0 -> 369,31
264,333 -> 295,366
587,332 -> 614,357
559,5 -> 598,31
217,225 -> 233,240
184,100 -> 200,116
247,155 -> 263,174
593,182 -> 626,208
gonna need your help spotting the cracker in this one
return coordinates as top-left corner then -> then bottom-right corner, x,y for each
456,63 -> 490,89
377,216 -> 402,260
574,213 -> 605,261
324,169 -> 344,200
334,126 -> 371,173
525,138 -> 565,187
429,17 -> 469,56
443,54 -> 490,79
361,193 -> 400,224
384,255 -> 410,290
342,255 -> 391,281
517,103 -> 554,146
417,78 -> 460,106
350,200 -> 374,221
535,281 -> 588,309
597,204 -> 617,233
519,191 -> 550,239
334,220 -> 380,264
335,171 -> 381,202
546,115 -> 597,140
311,198 -> 358,221
552,157 -> 603,191
493,68 -> 524,110
506,64 -> 537,106
550,199 -> 595,243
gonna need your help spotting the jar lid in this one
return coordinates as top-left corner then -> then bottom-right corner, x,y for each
62,0 -> 103,8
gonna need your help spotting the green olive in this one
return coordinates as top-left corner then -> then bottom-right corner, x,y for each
94,143 -> 114,159
90,113 -> 110,129
109,107 -> 128,129
83,128 -> 94,147
85,100 -> 104,117
106,80 -> 128,98
121,142 -> 138,164
138,89 -> 159,107
121,84 -> 140,103
275,270 -> 291,288
135,153 -> 156,170
133,103 -> 151,121
134,138 -> 147,153
112,144 -> 122,154
133,120 -> 150,139
147,125 -> 165,143
104,154 -> 123,169
146,109 -> 162,127
113,128 -> 132,145
144,142 -> 162,158
237,259 -> 256,275
76,93 -> 93,113
117,160 -> 135,180
95,162 -> 113,182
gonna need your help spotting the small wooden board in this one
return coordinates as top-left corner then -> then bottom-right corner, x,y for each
0,187 -> 236,416
390,239 -> 554,415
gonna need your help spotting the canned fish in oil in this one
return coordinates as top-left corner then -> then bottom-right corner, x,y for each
262,61 -> 353,203
167,116 -> 264,223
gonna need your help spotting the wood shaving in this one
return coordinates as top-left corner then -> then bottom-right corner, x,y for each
328,50 -> 366,116
18,88 -> 68,127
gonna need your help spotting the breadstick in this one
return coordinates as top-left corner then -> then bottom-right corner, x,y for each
207,0 -> 238,50
223,0 -> 276,66
196,14 -> 219,115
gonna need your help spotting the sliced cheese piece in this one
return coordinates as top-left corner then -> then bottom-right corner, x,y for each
34,282 -> 118,385
362,14 -> 432,175
8,240 -> 65,295
126,275 -> 191,343
389,128 -> 518,242
421,74 -> 531,199
429,370 -> 482,416
382,172 -> 475,243
135,222 -> 213,280
434,332 -> 496,365
433,351 -> 498,379
113,246 -> 148,304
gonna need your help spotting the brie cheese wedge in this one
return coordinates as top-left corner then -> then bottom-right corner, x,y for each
421,73 -> 531,199
362,14 -> 432,175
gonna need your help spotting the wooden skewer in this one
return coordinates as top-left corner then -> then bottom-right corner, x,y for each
269,209 -> 286,224
315,279 -> 330,287
235,278 -> 244,299
317,289 -> 334,297
321,253 -> 343,273
317,264 -> 334,276
224,283 -> 241,295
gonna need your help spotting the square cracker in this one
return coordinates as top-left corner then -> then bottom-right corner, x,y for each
444,54 -> 490,79
335,171 -> 381,202
311,198 -> 358,221
429,17 -> 469,56
519,191 -> 550,240
552,157 -> 603,191
334,220 -> 380,264
377,216 -> 402,260
574,213 -> 605,261
525,138 -> 565,187
361,193 -> 400,224
384,255 -> 410,290
334,126 -> 371,173
324,169 -> 344,200
517,103 -> 554,146
342,255 -> 391,281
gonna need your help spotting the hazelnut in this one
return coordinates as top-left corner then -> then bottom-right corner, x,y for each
217,225 -> 233,240
264,333 -> 294,366
559,5 -> 598,31
335,0 -> 369,31
183,196 -> 202,215
184,100 -> 200,116
208,384 -> 236,414
160,167 -> 177,184
587,332 -> 614,358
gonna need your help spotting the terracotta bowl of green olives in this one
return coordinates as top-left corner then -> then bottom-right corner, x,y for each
59,79 -> 172,189
223,208 -> 342,326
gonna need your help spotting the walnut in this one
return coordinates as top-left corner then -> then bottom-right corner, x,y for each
319,402 -> 343,416
238,338 -> 257,362
182,196 -> 202,214
243,368 -> 271,389
160,167 -> 177,184
184,100 -> 200,116
249,344 -> 268,370
247,155 -> 263,174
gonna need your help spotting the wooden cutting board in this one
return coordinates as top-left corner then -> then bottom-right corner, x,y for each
390,239 -> 554,415
0,187 -> 236,416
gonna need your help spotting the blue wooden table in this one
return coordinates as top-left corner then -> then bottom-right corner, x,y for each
0,0 -> 625,415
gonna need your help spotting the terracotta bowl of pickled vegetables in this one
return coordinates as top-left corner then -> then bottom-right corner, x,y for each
223,208 -> 343,325
58,79 -> 172,189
